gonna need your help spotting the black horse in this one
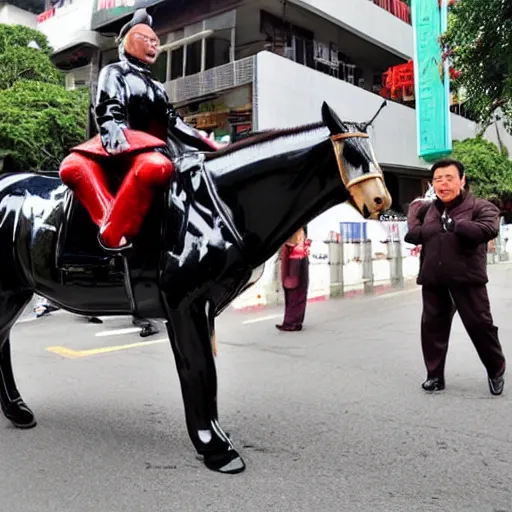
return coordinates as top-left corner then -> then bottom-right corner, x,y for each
0,103 -> 391,474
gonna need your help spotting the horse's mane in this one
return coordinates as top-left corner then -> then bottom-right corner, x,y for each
204,121 -> 325,161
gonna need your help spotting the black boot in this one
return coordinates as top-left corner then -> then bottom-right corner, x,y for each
422,377 -> 445,391
488,373 -> 505,396
1,398 -> 37,429
132,317 -> 159,338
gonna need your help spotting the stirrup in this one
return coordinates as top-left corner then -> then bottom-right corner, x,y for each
97,233 -> 133,254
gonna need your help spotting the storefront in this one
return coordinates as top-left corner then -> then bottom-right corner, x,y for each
175,85 -> 253,143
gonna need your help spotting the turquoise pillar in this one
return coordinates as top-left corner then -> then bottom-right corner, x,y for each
412,0 -> 452,161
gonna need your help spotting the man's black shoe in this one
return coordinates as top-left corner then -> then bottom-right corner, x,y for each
422,377 -> 445,392
488,373 -> 505,396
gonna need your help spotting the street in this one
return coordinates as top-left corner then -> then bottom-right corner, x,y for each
2,264 -> 512,512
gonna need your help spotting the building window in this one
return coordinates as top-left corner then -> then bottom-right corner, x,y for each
152,52 -> 167,83
205,28 -> 231,71
185,40 -> 202,76
155,11 -> 236,83
170,48 -> 184,80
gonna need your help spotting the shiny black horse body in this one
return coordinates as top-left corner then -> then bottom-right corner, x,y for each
0,103 -> 390,474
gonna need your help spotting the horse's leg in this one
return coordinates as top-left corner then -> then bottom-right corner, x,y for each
0,291 -> 36,429
164,297 -> 245,474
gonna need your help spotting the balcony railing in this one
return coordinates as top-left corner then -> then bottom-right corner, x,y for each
370,0 -> 411,24
165,56 -> 255,105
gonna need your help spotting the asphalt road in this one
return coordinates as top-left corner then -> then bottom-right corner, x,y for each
2,264 -> 512,512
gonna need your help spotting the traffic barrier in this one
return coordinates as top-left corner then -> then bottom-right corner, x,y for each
230,224 -> 420,311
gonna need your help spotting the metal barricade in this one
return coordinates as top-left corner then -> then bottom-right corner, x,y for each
388,239 -> 404,289
362,239 -> 374,294
326,233 -> 344,297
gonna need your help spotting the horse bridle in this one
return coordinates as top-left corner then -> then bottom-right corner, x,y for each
330,132 -> 385,191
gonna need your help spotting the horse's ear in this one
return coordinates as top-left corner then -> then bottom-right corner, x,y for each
322,102 -> 347,135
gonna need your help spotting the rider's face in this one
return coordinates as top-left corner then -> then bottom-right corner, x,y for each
124,24 -> 160,65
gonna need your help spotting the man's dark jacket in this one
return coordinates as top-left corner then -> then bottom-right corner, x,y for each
404,192 -> 500,286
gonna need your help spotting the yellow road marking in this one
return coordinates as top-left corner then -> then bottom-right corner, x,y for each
46,338 -> 168,359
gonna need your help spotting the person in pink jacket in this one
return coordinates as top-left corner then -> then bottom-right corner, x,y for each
276,227 -> 311,332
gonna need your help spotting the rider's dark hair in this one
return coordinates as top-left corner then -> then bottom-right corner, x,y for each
431,158 -> 465,179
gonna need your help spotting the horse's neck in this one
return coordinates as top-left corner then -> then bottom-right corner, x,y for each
207,126 -> 348,266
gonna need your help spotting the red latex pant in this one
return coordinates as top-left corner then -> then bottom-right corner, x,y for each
59,151 -> 175,248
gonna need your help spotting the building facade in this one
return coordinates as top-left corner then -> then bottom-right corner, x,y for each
36,0 -> 512,214
0,2 -> 37,27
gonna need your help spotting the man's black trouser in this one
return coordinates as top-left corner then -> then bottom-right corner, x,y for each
421,285 -> 506,379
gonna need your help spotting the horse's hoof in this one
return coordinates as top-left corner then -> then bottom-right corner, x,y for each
203,450 -> 246,474
140,324 -> 158,338
86,316 -> 103,324
2,399 -> 37,429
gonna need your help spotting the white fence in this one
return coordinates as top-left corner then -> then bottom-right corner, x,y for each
231,221 -> 510,310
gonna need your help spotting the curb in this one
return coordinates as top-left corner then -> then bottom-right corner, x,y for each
232,280 -> 419,313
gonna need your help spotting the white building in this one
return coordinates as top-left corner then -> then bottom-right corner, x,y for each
34,0 -> 512,306
37,0 -> 512,214
0,2 -> 37,27
37,0 -> 106,90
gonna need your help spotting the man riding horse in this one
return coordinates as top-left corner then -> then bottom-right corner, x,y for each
59,9 -> 220,251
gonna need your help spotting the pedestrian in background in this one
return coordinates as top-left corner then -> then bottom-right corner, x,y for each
276,226 -> 310,332
405,159 -> 506,395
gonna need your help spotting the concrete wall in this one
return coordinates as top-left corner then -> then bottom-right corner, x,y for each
0,3 -> 37,28
254,51 -> 512,171
288,0 -> 413,59
236,0 -> 404,83
36,0 -> 95,54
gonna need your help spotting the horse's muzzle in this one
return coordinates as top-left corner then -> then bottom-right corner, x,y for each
329,134 -> 392,220
347,174 -> 392,219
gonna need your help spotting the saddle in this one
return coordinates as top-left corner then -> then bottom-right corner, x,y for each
55,189 -> 166,318
56,190 -> 112,269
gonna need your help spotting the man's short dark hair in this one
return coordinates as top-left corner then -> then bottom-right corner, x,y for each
431,158 -> 465,178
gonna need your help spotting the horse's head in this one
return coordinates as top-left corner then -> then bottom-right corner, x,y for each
322,102 -> 392,219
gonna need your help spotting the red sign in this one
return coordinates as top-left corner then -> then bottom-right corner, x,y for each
37,0 -> 74,23
97,0 -> 135,9
37,8 -> 56,23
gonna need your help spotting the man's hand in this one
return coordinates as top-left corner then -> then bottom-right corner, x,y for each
404,200 -> 432,246
441,210 -> 455,232
198,130 -> 229,149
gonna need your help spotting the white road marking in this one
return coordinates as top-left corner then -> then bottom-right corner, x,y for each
18,317 -> 37,324
95,327 -> 141,337
366,287 -> 420,301
242,314 -> 281,325
97,315 -> 132,321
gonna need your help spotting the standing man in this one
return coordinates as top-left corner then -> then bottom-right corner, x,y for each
405,159 -> 506,395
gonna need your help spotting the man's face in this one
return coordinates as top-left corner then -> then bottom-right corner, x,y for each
124,24 -> 160,65
432,164 -> 465,203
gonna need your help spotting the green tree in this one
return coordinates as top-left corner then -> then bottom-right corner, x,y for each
0,24 -> 61,89
450,137 -> 512,201
443,0 -> 512,133
0,24 -> 88,171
